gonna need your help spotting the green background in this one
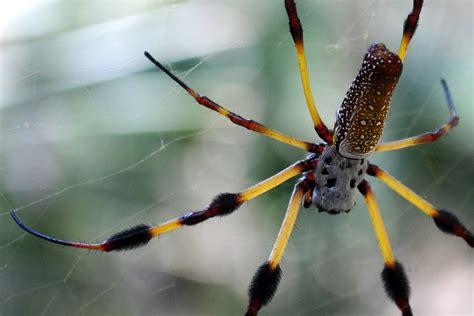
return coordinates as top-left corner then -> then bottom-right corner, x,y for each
1,1 -> 472,315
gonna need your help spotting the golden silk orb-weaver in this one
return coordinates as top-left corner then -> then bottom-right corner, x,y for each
10,1 -> 472,315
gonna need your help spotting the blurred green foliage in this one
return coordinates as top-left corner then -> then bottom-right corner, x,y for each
1,1 -> 472,315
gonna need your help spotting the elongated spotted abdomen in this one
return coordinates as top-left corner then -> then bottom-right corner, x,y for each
334,43 -> 403,159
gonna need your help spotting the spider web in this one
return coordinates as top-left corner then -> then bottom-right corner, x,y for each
0,1 -> 472,315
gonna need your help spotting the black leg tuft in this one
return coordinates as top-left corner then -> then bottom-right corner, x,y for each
181,192 -> 242,226
433,210 -> 474,247
381,261 -> 412,315
209,192 -> 242,216
105,224 -> 152,251
246,262 -> 282,315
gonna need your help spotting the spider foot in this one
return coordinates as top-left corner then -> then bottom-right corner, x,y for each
433,210 -> 474,247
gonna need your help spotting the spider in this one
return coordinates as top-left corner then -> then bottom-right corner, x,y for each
10,0 -> 472,315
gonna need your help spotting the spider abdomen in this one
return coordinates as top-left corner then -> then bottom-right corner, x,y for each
334,43 -> 403,159
312,145 -> 368,214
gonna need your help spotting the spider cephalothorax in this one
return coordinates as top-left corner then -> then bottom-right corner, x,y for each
312,146 -> 368,214
10,1 -> 472,316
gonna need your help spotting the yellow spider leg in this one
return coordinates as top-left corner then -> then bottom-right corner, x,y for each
367,164 -> 473,247
246,180 -> 308,316
148,219 -> 183,237
267,183 -> 305,270
376,80 -> 458,152
144,52 -> 322,153
358,180 -> 395,267
10,157 -> 318,252
240,158 -> 315,201
358,180 -> 412,316
285,0 -> 333,143
398,0 -> 423,61
368,165 -> 436,217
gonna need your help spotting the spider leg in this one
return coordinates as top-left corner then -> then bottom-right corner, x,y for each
376,80 -> 458,152
144,52 -> 322,153
358,180 -> 412,316
246,176 -> 311,316
303,187 -> 313,208
367,164 -> 473,247
10,157 -> 318,252
284,0 -> 333,143
398,0 -> 423,61
302,171 -> 315,208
